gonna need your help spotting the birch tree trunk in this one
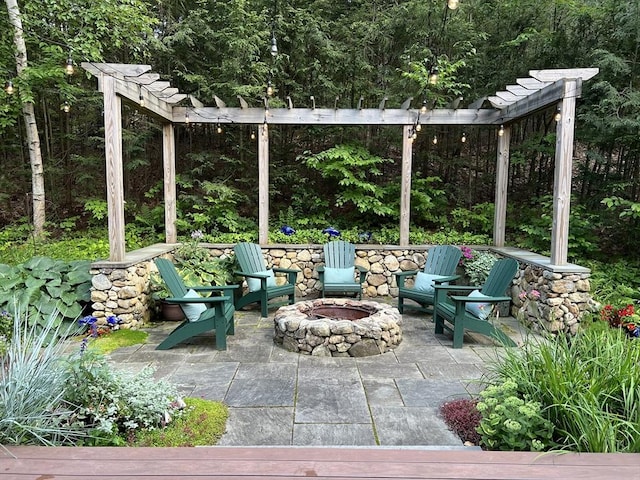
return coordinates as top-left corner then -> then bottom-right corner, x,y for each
6,0 -> 46,237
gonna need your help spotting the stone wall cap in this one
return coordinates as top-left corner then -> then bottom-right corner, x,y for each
492,247 -> 590,274
91,243 -> 176,269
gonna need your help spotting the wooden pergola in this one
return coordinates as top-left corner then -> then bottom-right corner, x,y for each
82,63 -> 597,265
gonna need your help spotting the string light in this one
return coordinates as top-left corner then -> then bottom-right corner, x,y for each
432,134 -> 438,145
266,81 -> 274,97
461,132 -> 467,143
415,123 -> 422,132
5,80 -> 14,94
138,88 -> 145,107
251,130 -> 256,140
420,99 -> 428,114
270,35 -> 278,56
65,57 -> 74,75
447,0 -> 459,9
61,101 -> 70,113
217,123 -> 223,134
554,106 -> 562,122
185,111 -> 190,124
498,124 -> 505,137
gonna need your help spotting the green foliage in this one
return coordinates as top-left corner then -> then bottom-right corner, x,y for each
476,380 -> 554,451
64,350 -> 183,442
0,310 -> 11,356
461,250 -> 498,285
487,327 -> 640,452
173,234 -> 232,287
451,203 -> 495,234
0,257 -> 91,329
0,313 -> 87,446
300,144 -> 395,218
131,397 -> 228,447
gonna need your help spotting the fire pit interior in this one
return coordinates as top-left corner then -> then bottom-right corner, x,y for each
274,298 -> 402,357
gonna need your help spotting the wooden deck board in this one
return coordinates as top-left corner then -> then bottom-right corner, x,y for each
1,446 -> 639,479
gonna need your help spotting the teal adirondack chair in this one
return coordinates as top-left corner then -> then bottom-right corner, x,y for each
154,258 -> 237,350
317,240 -> 368,299
433,257 -> 518,349
233,242 -> 298,317
394,245 -> 462,314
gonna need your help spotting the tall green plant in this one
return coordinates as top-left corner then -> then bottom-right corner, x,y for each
486,325 -> 640,452
0,312 -> 86,445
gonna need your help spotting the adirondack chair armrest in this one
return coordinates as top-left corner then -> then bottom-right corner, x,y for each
189,285 -> 238,293
450,294 -> 511,304
317,266 -> 325,273
433,284 -> 477,292
235,270 -> 270,279
393,270 -> 418,288
165,295 -> 231,304
273,267 -> 299,284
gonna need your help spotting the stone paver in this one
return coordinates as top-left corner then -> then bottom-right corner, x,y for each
108,301 -> 527,447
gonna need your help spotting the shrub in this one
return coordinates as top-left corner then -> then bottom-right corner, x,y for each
64,350 -> 184,443
461,249 -> 498,285
0,312 -> 87,446
476,380 -> 554,451
440,398 -> 482,445
486,327 -> 640,452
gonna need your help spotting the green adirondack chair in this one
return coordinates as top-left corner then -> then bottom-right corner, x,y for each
317,240 -> 368,299
433,257 -> 518,349
394,245 -> 462,314
154,258 -> 237,350
233,242 -> 298,317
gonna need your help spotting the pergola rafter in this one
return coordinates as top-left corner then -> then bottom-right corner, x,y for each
82,62 -> 598,266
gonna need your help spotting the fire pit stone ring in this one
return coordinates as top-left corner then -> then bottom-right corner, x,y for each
274,298 -> 402,357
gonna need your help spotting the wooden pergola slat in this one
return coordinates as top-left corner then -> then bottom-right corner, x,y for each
82,62 -> 598,266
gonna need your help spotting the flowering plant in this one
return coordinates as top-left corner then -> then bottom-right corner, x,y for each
78,315 -> 120,353
600,304 -> 640,338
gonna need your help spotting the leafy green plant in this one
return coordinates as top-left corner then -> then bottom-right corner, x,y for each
0,312 -> 87,446
131,397 -> 228,447
64,350 -> 184,443
476,380 -> 554,451
0,257 -> 92,328
173,231 -> 232,286
486,327 -> 640,452
461,250 -> 498,285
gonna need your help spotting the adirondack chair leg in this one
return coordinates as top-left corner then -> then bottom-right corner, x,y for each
215,317 -> 228,350
398,297 -> 404,314
434,312 -> 444,334
452,320 -> 465,349
288,292 -> 295,305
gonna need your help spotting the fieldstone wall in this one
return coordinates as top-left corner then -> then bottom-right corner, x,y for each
89,244 -> 594,333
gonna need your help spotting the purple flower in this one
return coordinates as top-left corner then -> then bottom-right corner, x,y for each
322,227 -> 340,238
280,225 -> 296,235
191,230 -> 204,240
78,315 -> 97,326
107,315 -> 120,326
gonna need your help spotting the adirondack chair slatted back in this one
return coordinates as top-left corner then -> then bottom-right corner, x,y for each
155,258 -> 188,297
234,242 -> 267,273
324,240 -> 355,269
423,245 -> 462,276
480,258 -> 519,296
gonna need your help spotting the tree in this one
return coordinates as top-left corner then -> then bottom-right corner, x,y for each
5,0 -> 45,237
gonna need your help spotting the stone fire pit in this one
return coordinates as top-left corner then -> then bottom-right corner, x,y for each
274,298 -> 402,357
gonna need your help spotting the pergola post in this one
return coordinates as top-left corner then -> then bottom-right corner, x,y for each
550,80 -> 578,265
102,75 -> 126,262
162,123 -> 177,244
494,125 -> 511,247
399,125 -> 413,246
258,123 -> 269,245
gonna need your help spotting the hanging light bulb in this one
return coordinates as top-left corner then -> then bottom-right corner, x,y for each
461,132 -> 467,143
62,101 -> 70,113
266,81 -> 274,97
554,106 -> 562,122
217,123 -> 223,134
447,0 -> 460,10
138,93 -> 145,107
185,112 -> 190,124
5,80 -> 14,95
432,135 -> 438,145
415,123 -> 422,132
428,66 -> 439,85
498,124 -> 505,137
420,99 -> 428,114
251,130 -> 256,140
270,35 -> 278,56
65,57 -> 74,75
412,130 -> 418,140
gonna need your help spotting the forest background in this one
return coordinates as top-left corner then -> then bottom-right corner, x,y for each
1,0 -> 639,285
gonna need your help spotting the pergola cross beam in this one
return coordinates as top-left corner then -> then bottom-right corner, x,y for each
82,62 -> 598,266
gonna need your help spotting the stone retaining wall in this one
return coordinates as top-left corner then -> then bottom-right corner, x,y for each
89,244 -> 594,334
